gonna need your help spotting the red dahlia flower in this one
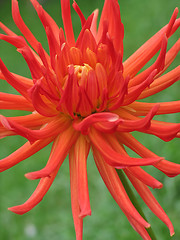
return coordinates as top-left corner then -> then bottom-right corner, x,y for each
0,0 -> 180,239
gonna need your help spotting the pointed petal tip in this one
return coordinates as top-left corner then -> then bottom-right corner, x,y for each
8,206 -> 23,215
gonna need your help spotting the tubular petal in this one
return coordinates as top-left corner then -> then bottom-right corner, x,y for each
69,148 -> 83,240
93,147 -> 150,228
0,93 -> 34,111
117,104 -> 159,132
142,121 -> 180,141
123,69 -> 157,106
74,135 -> 91,218
60,0 -> 75,46
25,126 -> 79,179
8,163 -> 60,215
0,71 -> 33,87
0,137 -> 54,171
125,167 -> 163,189
123,9 -> 180,78
0,115 -> 70,143
138,65 -> 180,99
155,38 -> 180,78
128,35 -> 167,88
12,0 -> 40,52
0,21 -> 17,36
125,170 -> 174,236
127,101 -> 180,116
30,0 -> 60,42
73,1 -> 86,27
0,58 -> 31,100
117,132 -> 180,177
0,34 -> 27,48
89,128 -> 162,168
17,46 -> 43,80
126,215 -> 151,240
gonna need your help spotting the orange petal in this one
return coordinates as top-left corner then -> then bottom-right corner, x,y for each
89,128 -> 162,168
69,147 -> 83,240
0,92 -> 34,111
123,8 -> 179,78
125,170 -> 174,236
93,147 -> 150,228
0,137 -> 54,171
11,0 -> 40,52
8,161 -> 60,215
25,126 -> 79,179
60,0 -> 75,46
138,65 -> 180,99
127,101 -> 180,116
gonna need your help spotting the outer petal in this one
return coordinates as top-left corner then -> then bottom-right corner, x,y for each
60,0 -> 75,46
8,160 -> 60,215
0,93 -> 34,111
117,132 -> 180,177
12,0 -> 40,52
73,135 -> 91,218
127,101 -> 180,116
89,128 -> 162,168
125,170 -> 174,236
93,147 -> 150,228
0,137 -> 54,171
123,8 -> 179,78
69,147 -> 83,240
25,125 -> 79,179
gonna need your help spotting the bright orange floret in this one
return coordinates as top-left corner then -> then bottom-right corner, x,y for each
0,0 -> 180,239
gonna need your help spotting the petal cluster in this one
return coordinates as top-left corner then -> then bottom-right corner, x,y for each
0,0 -> 180,239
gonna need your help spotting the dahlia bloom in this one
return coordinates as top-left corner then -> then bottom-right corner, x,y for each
0,0 -> 180,239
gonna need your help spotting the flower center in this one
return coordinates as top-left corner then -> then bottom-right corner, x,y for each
74,64 -> 92,86
60,63 -> 108,118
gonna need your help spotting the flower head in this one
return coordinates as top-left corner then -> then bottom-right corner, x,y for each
0,0 -> 180,239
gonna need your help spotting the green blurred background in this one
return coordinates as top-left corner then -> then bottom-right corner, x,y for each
0,0 -> 180,239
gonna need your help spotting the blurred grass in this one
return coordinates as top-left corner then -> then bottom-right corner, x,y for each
0,0 -> 180,239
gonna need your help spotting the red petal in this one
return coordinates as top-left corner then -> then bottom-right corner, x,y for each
93,147 -> 150,228
138,65 -> 180,99
0,137 -> 54,171
0,58 -> 31,100
118,132 -> 180,177
69,148 -> 83,240
8,162 -> 60,214
127,101 -> 180,116
73,1 -> 86,27
73,112 -> 119,135
25,126 -> 79,179
97,0 -> 124,54
12,0 -> 40,52
117,104 -> 159,132
125,170 -> 174,236
123,8 -> 179,78
89,128 -> 162,168
0,92 -> 34,111
60,0 -> 75,46
73,135 -> 91,218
